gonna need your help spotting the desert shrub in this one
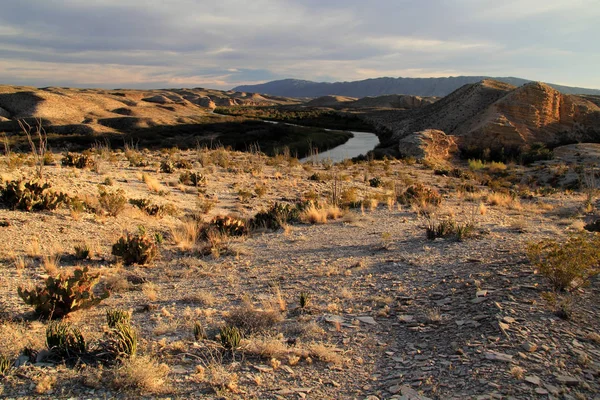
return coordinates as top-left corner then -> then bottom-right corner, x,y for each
18,266 -> 109,319
125,150 -> 147,167
527,233 -> 600,291
468,159 -> 485,171
398,183 -> 442,207
369,177 -> 383,188
251,202 -> 302,230
0,179 -> 69,211
129,198 -> 176,217
98,186 -> 127,216
174,159 -> 192,169
106,322 -> 138,358
308,173 -> 322,181
522,143 -> 553,165
219,326 -> 242,349
160,160 -> 174,173
340,187 -> 360,208
224,304 -> 282,334
61,152 -> 95,169
106,309 -> 131,329
46,321 -> 86,358
426,218 -> 475,241
112,230 -> 159,265
179,171 -> 206,186
0,355 -> 12,376
74,244 -> 91,260
208,215 -> 248,237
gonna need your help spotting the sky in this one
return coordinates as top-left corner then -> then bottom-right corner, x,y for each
0,0 -> 599,90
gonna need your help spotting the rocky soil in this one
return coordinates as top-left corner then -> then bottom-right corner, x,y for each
0,148 -> 599,399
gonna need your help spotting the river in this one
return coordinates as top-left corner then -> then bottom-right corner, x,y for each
261,120 -> 380,163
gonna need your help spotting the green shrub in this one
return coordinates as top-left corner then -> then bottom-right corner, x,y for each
0,179 -> 69,211
251,202 -> 301,230
98,186 -> 127,216
129,198 -> 176,217
107,322 -> 137,358
209,215 -> 248,237
160,160 -> 175,173
61,152 -> 95,169
527,233 -> 600,291
112,231 -> 159,265
74,244 -> 91,260
46,321 -> 86,358
179,171 -> 206,186
369,177 -> 383,188
426,218 -> 475,241
0,355 -> 12,376
18,266 -> 109,319
106,309 -> 131,329
219,325 -> 241,349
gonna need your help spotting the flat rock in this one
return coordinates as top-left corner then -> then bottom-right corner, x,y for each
555,374 -> 579,386
525,375 -> 541,385
522,341 -> 538,352
357,316 -> 377,325
484,351 -> 513,362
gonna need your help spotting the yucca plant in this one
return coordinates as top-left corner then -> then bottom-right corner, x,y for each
193,321 -> 206,341
299,292 -> 310,309
107,323 -> 137,358
106,309 -> 131,329
18,266 -> 109,319
0,355 -> 12,376
46,321 -> 86,358
219,325 -> 241,350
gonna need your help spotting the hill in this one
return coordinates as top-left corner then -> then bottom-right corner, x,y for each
233,77 -> 600,98
366,80 -> 600,158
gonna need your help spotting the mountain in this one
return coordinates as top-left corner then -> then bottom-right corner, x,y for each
233,77 -> 600,98
367,80 -> 600,158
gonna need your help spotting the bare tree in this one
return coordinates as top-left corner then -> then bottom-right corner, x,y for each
18,118 -> 48,179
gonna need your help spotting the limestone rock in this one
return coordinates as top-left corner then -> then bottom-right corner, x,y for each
398,129 -> 458,161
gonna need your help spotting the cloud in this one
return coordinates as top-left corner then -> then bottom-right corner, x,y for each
0,0 -> 598,89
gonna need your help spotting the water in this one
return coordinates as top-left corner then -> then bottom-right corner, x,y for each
261,120 -> 380,162
299,130 -> 380,163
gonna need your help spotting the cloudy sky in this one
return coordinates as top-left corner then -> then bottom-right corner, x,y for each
0,0 -> 598,89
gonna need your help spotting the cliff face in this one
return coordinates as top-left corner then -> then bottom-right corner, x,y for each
367,80 -> 600,156
459,82 -> 600,150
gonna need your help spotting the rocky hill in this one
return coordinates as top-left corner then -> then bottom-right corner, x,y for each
366,80 -> 600,158
0,85 -> 298,137
234,77 -> 600,98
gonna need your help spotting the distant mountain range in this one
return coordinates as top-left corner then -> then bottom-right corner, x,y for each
233,77 -> 600,98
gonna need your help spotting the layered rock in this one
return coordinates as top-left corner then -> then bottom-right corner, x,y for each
398,129 -> 458,161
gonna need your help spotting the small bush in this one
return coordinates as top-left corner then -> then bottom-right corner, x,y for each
219,326 -> 242,350
61,152 -> 95,169
468,159 -> 485,171
251,202 -> 301,230
46,321 -> 86,358
426,218 -> 475,241
398,183 -> 442,207
98,186 -> 127,217
129,198 -> 176,217
224,304 -> 282,334
74,244 -> 91,260
160,160 -> 175,173
193,321 -> 207,341
209,215 -> 248,237
112,230 -> 159,265
0,179 -> 69,211
18,266 -> 109,319
0,355 -> 13,376
179,171 -> 206,186
106,309 -> 131,329
369,177 -> 383,188
527,233 -> 600,291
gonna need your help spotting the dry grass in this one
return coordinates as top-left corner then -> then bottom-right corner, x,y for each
224,303 -> 282,334
308,342 -> 344,364
510,366 -> 525,379
112,355 -> 170,394
42,252 -> 61,275
300,204 -> 328,224
181,289 -> 216,306
142,173 -> 163,193
201,363 -> 239,393
142,282 -> 159,301
27,238 -> 41,258
0,321 -> 45,357
586,332 -> 600,344
171,220 -> 199,251
243,336 -> 290,359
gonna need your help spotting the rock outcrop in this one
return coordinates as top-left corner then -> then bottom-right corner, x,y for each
367,80 -> 600,155
398,129 -> 458,161
305,95 -> 357,107
348,95 -> 437,109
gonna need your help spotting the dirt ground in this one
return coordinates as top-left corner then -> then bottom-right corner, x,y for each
0,148 -> 598,399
